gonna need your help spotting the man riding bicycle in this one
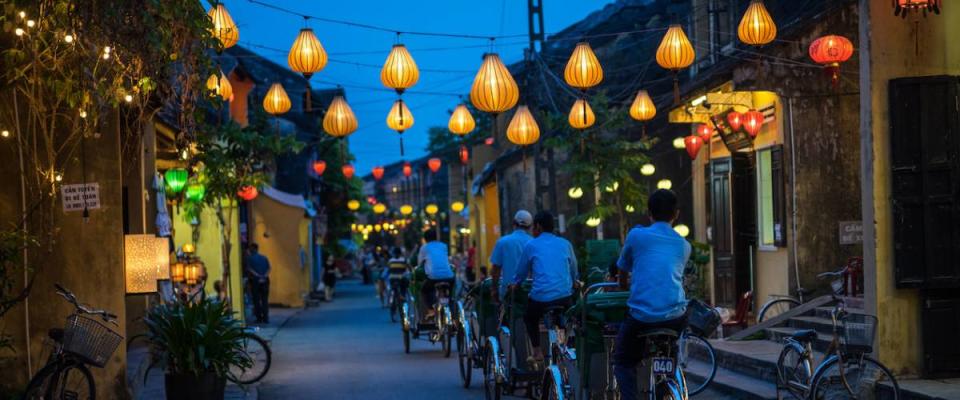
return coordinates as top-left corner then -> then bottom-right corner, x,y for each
614,189 -> 691,400
418,228 -> 455,319
509,211 -> 578,366
490,210 -> 534,301
385,247 -> 410,297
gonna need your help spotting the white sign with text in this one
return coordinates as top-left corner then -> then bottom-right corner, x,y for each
61,183 -> 101,212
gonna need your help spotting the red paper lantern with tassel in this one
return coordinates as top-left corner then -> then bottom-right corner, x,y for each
402,162 -> 412,178
459,145 -> 469,165
342,164 -> 355,179
312,160 -> 326,176
684,135 -> 703,160
696,123 -> 713,142
743,109 -> 765,137
237,185 -> 258,201
808,35 -> 854,88
372,166 -> 384,181
428,158 -> 442,173
727,111 -> 743,131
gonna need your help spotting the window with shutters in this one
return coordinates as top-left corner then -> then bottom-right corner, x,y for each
756,145 -> 786,249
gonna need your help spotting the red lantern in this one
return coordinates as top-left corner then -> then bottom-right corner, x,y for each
312,160 -> 326,176
342,164 -> 355,179
459,145 -> 469,164
484,137 -> 494,146
372,166 -> 384,181
727,111 -> 743,131
402,162 -> 412,177
696,123 -> 713,142
743,109 -> 764,137
808,35 -> 854,87
237,185 -> 258,201
894,0 -> 940,17
428,158 -> 442,173
684,135 -> 703,160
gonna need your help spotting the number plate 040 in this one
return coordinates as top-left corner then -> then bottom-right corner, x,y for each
652,357 -> 675,375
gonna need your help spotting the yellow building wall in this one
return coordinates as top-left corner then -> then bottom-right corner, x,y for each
250,195 -> 310,307
864,0 -> 960,375
481,183 -> 501,272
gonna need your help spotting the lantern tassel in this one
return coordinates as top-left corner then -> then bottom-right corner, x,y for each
305,82 -> 313,112
399,135 -> 405,156
672,71 -> 680,105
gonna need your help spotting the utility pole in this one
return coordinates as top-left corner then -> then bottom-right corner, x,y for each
527,0 -> 545,54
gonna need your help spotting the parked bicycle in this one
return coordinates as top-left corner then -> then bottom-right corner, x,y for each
23,284 -> 123,400
776,296 -> 900,399
757,258 -> 862,323
227,327 -> 272,384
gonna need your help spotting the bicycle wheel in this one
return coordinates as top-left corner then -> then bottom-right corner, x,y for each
777,342 -> 812,400
458,331 -> 473,388
484,345 -> 502,400
403,326 -> 411,354
229,333 -> 272,384
758,298 -> 801,323
24,360 -> 95,400
655,379 -> 685,400
390,290 -> 399,323
540,367 -> 564,400
678,332 -> 716,395
810,355 -> 900,400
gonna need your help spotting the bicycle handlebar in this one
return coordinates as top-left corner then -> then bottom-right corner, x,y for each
54,283 -> 119,325
816,266 -> 848,280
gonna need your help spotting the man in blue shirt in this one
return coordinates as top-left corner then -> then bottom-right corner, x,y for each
418,228 -> 455,317
489,210 -> 533,301
245,243 -> 272,324
510,211 -> 578,363
613,189 -> 691,400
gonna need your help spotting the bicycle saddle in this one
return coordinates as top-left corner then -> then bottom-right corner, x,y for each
636,328 -> 679,339
790,329 -> 818,343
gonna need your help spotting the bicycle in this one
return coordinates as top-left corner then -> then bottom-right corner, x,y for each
227,327 -> 272,384
757,261 -> 857,323
388,276 -> 407,323
23,284 -> 123,400
776,296 -> 900,400
433,281 -> 455,358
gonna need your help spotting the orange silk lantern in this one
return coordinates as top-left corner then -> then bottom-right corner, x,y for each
469,53 -> 519,114
372,166 -> 384,181
448,104 -> 476,136
428,158 -> 442,173
342,164 -> 355,179
312,160 -> 326,176
684,135 -> 703,160
459,146 -> 469,164
696,123 -> 713,142
207,4 -> 239,51
743,109 -> 764,137
563,42 -> 604,90
263,83 -> 291,115
727,111 -> 743,131
894,0 -> 940,17
738,0 -> 777,47
237,186 -> 258,201
656,25 -> 695,104
380,44 -> 420,94
808,35 -> 854,87
402,162 -> 412,178
322,95 -> 359,138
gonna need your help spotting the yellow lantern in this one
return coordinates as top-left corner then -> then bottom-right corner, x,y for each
288,28 -> 328,79
170,262 -> 185,283
657,179 -> 673,190
451,201 -> 465,213
380,44 -> 419,94
323,95 -> 358,138
207,4 -> 239,50
184,261 -> 202,286
640,163 -> 656,176
386,99 -> 414,133
469,53 -> 519,114
656,25 -> 696,71
400,204 -> 413,215
375,224 -> 382,232
506,106 -> 540,146
351,223 -> 358,231
263,83 -> 291,115
347,199 -> 360,211
625,205 -> 636,213
448,104 -> 476,136
206,71 -> 233,101
425,204 -> 439,215
182,243 -> 196,254
568,99 -> 596,130
564,42 -> 604,90
604,181 -> 620,193
586,217 -> 602,228
373,203 -> 387,214
568,187 -> 583,199
674,224 -> 690,238
738,0 -> 777,46
672,137 -> 686,149
629,90 -> 656,122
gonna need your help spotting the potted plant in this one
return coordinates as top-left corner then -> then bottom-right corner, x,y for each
143,299 -> 251,400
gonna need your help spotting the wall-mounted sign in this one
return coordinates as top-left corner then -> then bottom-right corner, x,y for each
61,183 -> 100,212
838,221 -> 863,245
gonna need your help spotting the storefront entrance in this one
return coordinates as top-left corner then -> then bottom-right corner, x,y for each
710,153 -> 757,308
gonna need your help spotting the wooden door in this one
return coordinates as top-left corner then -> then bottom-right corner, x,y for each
711,159 -> 736,306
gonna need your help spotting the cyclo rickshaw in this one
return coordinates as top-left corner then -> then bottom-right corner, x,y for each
479,279 -> 543,399
401,265 -> 456,357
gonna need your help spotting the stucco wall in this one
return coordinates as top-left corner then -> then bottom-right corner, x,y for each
171,203 -> 244,317
250,195 -> 310,307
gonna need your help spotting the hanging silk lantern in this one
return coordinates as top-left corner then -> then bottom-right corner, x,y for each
459,145 -> 469,165
400,205 -> 413,215
381,44 -> 419,94
629,90 -> 656,122
451,201 -> 465,213
428,158 -> 442,173
657,179 -> 673,190
743,109 -> 764,137
585,217 -> 602,228
373,203 -> 387,214
738,0 -> 777,46
402,162 -> 412,178
206,71 -> 233,101
674,224 -> 690,238
604,181 -> 620,193
207,3 -> 238,51
625,205 -> 636,213
568,187 -> 584,199
312,160 -> 327,176
696,123 -> 714,142
263,83 -> 291,115
387,99 -> 414,155
237,186 -> 258,201
485,137 -> 495,146
727,111 -> 743,131
469,53 -> 519,114
563,42 -> 603,90
342,164 -> 355,179
506,106 -> 540,146
808,35 -> 854,87
894,0 -> 940,17
288,28 -> 327,79
656,25 -> 695,104
640,163 -> 656,176
684,135 -> 703,159
347,200 -> 360,211
185,182 -> 206,203
170,262 -> 185,283
164,168 -> 188,194
672,137 -> 686,149
448,104 -> 476,136
568,98 -> 596,129
323,95 -> 359,138
425,204 -> 439,215
372,166 -> 384,181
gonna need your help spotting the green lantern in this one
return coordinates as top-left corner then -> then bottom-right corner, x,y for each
164,168 -> 188,194
185,183 -> 206,203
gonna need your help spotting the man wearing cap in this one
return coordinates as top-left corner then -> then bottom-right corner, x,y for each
489,210 -> 534,301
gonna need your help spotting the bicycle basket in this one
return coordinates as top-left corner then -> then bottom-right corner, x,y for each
62,314 -> 122,368
840,313 -> 877,354
686,299 -> 721,337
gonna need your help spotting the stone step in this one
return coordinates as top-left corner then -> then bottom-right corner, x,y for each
878,378 -> 960,400
709,339 -> 784,382
786,315 -> 836,334
684,359 -> 777,400
766,326 -> 833,353
812,305 -> 866,320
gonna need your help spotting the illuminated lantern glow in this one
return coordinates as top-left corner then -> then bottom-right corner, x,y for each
506,106 -> 540,146
672,137 -> 687,149
402,162 -> 412,177
738,0 -> 777,46
185,182 -> 206,203
604,181 -> 620,193
568,98 -> 596,129
727,111 -> 743,131
375,224 -> 382,232
288,28 -> 327,79
237,185 -> 258,201
124,235 -> 170,294
170,262 -> 185,283
182,243 -> 196,254
312,160 -> 327,176
894,0 -> 941,17
625,205 -> 636,213
207,4 -> 239,50
372,166 -> 384,181
184,262 -> 202,286
674,224 -> 690,238
451,201 -> 465,213
629,90 -> 657,122
164,168 -> 188,194
485,137 -> 495,146
400,204 -> 414,215
263,83 -> 291,115
448,104 -> 476,135
373,203 -> 387,214
387,99 -> 414,155
459,145 -> 469,165
428,158 -> 442,173
808,35 -> 854,87
568,187 -> 584,199
563,42 -> 604,90
684,135 -> 703,160
640,163 -> 656,176
206,71 -> 233,101
347,200 -> 360,211
697,123 -> 714,142
469,53 -> 519,114
743,109 -> 764,137
425,204 -> 439,215
323,95 -> 359,138
342,164 -> 355,179
656,25 -> 695,103
380,44 -> 419,94
585,217 -> 602,228
657,179 -> 673,190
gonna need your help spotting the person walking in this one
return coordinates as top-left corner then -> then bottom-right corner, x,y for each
245,243 -> 271,324
323,253 -> 338,302
490,210 -> 534,301
418,229 -> 455,318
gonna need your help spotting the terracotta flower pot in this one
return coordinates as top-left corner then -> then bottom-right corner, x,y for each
164,372 -> 225,400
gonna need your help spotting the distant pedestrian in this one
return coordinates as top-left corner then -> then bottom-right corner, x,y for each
245,243 -> 271,324
323,253 -> 338,301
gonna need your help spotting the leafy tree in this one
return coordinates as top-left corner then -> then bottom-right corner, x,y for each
314,137 -> 362,252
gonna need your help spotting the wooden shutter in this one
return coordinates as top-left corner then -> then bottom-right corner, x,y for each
923,290 -> 960,376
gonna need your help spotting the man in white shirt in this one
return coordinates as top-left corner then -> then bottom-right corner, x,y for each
418,228 -> 454,317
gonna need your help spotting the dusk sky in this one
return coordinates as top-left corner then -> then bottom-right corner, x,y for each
226,1 -> 611,173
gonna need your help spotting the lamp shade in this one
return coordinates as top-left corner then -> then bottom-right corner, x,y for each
451,201 -> 465,212
656,25 -> 695,71
469,53 -> 519,114
684,135 -> 703,159
185,182 -> 205,203
313,160 -> 327,176
237,185 -> 258,201
386,99 -> 414,133
170,262 -> 185,283
207,4 -> 239,50
568,99 -> 596,129
428,158 -> 442,173
373,203 -> 387,214
506,106 -> 540,146
657,179 -> 673,190
743,109 -> 764,137
380,44 -> 419,93
288,28 -> 327,79
164,168 -> 188,194
738,0 -> 777,46
124,235 -> 170,294
425,204 -> 439,215
372,166 -> 384,181
342,164 -> 355,179
727,111 -> 743,131
184,261 -> 202,286
402,162 -> 412,177
263,83 -> 291,115
459,146 -> 469,164
809,35 -> 854,85
322,95 -> 359,138
640,163 -> 656,176
629,90 -> 656,121
347,199 -> 360,211
564,42 -> 603,90
206,71 -> 233,101
400,204 -> 413,215
448,104 -> 476,135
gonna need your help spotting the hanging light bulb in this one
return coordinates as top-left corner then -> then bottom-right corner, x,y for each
323,95 -> 358,138
506,106 -> 540,146
459,145 -> 469,165
656,25 -> 695,104
563,42 -> 604,90
207,3 -> 239,51
568,187 -> 584,199
400,205 -> 414,215
604,181 -> 620,192
629,89 -> 657,122
568,98 -> 596,130
738,0 -> 777,47
288,28 -> 327,80
402,162 -> 412,178
469,53 -> 519,114
640,163 -> 656,176
448,104 -> 476,136
451,201 -> 465,213
380,44 -> 419,94
373,203 -> 387,214
674,224 -> 690,238
428,158 -> 442,173
206,71 -> 233,101
625,205 -> 636,213
263,83 -> 291,115
425,204 -> 439,215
